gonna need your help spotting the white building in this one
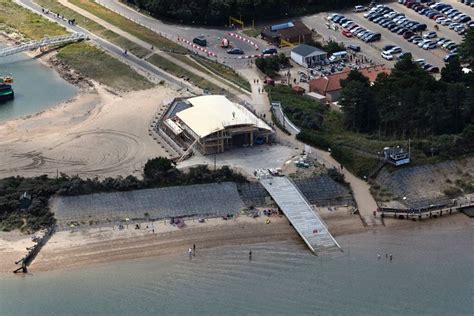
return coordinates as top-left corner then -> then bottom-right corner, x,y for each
162,95 -> 274,155
290,44 -> 327,68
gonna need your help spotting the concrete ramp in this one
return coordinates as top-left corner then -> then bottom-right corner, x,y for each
259,175 -> 342,254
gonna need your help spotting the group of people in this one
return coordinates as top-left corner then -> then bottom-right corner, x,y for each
253,78 -> 265,94
40,7 -> 75,25
377,253 -> 393,261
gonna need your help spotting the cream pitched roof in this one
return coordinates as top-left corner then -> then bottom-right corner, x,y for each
176,95 -> 272,138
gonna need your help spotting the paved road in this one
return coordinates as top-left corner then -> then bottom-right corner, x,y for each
15,0 -> 199,92
95,0 -> 271,68
56,0 -> 250,100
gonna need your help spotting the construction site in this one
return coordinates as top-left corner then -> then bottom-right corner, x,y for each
158,95 -> 274,158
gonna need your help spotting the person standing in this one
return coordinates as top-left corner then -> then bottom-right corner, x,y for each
193,244 -> 196,256
188,247 -> 192,260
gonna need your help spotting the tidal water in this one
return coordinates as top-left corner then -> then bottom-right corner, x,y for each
0,50 -> 77,122
0,225 -> 473,315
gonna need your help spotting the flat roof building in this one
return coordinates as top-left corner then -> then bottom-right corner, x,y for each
290,44 -> 327,68
161,95 -> 274,155
261,20 -> 312,46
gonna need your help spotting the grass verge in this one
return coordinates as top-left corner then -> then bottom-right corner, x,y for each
0,0 -> 153,91
146,54 -> 223,94
69,0 -> 188,53
35,0 -> 149,58
191,55 -> 251,92
242,28 -> 260,38
0,0 -> 67,39
58,42 -> 154,91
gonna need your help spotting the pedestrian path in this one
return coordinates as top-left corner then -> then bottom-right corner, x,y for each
258,173 -> 342,254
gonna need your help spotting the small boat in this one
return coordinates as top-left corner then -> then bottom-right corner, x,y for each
0,83 -> 13,101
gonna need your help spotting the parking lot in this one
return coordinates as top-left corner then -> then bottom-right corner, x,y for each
177,27 -> 269,67
304,0 -> 474,71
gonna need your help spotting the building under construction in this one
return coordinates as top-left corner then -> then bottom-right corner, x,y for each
159,95 -> 274,156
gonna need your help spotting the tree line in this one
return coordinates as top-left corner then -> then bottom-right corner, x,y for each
339,56 -> 474,139
340,28 -> 474,139
0,157 -> 246,232
125,0 -> 370,25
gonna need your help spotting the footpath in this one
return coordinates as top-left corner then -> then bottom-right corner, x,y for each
58,0 -> 251,100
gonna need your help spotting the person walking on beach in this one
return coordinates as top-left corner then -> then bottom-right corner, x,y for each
188,247 -> 192,260
249,250 -> 252,261
193,244 -> 196,256
377,254 -> 381,260
389,254 -> 393,261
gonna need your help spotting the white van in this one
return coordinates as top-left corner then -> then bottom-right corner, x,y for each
329,51 -> 348,63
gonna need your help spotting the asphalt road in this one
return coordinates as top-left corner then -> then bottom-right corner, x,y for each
95,0 -> 273,67
15,0 -> 196,91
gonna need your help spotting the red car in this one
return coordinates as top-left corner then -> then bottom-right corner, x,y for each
342,29 -> 353,37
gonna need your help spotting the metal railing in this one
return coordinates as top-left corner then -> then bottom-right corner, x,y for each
0,33 -> 87,57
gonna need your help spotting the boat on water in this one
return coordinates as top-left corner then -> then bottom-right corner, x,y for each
0,76 -> 14,101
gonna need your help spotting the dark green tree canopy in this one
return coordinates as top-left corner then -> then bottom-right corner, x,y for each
126,0 -> 370,25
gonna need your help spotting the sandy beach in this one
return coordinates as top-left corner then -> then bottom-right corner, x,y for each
0,207 -> 362,273
2,207 -> 470,274
0,84 -> 180,179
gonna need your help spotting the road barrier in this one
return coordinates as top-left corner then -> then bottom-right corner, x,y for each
178,37 -> 216,57
228,32 -> 259,50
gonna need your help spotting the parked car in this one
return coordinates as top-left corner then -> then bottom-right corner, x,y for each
262,48 -> 277,55
348,44 -> 361,52
354,5 -> 368,12
443,53 -> 458,63
398,52 -> 412,60
381,51 -> 394,60
423,31 -> 437,39
193,36 -> 207,47
227,47 -> 244,54
423,42 -> 437,50
387,46 -> 402,54
342,29 -> 353,37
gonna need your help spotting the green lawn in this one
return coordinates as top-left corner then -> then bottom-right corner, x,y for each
69,0 -> 188,54
58,42 -> 154,91
168,53 -> 215,76
0,0 -> 67,39
0,0 -> 152,91
35,0 -> 149,58
146,54 -> 224,94
191,55 -> 251,92
242,28 -> 260,38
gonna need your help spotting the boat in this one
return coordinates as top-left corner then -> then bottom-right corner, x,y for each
0,76 -> 14,101
0,83 -> 13,101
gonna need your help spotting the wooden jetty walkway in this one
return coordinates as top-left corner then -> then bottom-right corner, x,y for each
258,172 -> 342,254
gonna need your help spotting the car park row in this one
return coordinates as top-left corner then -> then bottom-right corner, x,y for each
328,13 -> 382,43
362,4 -> 458,65
400,0 -> 473,35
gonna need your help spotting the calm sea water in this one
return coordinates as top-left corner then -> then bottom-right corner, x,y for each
0,50 -> 77,122
0,225 -> 473,315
